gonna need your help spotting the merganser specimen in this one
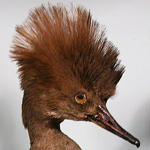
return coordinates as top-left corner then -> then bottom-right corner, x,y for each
11,4 -> 140,150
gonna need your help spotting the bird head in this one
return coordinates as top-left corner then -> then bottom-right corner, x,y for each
11,4 -> 140,147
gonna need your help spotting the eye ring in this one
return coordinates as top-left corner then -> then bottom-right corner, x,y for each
75,93 -> 87,104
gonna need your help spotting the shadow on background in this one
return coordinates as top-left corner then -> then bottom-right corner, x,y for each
116,99 -> 150,150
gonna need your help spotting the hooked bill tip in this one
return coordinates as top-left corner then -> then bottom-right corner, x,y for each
135,140 -> 140,148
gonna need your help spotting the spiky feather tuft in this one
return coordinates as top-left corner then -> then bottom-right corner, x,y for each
11,4 -> 125,92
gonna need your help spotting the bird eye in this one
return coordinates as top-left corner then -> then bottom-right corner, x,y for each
75,93 -> 87,104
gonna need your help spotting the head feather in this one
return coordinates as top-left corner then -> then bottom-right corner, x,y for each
11,4 -> 125,92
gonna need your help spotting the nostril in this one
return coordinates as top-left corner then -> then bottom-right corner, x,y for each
107,120 -> 113,126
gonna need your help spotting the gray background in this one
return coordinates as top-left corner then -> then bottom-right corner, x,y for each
1,0 -> 150,150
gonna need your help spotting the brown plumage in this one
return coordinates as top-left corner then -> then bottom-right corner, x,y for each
11,4 -> 140,150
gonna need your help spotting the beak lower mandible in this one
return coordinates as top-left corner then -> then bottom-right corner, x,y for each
87,105 -> 140,148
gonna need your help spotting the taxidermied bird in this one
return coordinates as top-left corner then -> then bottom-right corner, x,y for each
11,4 -> 140,150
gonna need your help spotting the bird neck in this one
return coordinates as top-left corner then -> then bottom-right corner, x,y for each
28,118 -> 81,150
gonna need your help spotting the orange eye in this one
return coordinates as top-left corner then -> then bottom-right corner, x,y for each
75,93 -> 87,104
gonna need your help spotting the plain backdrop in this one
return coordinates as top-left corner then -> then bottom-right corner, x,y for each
0,0 -> 150,150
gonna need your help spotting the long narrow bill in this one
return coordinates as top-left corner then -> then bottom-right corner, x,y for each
87,105 -> 140,148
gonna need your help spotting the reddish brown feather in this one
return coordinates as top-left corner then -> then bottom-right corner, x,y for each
11,4 -> 125,92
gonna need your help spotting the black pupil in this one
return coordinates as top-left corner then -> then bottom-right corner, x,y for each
77,94 -> 84,100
